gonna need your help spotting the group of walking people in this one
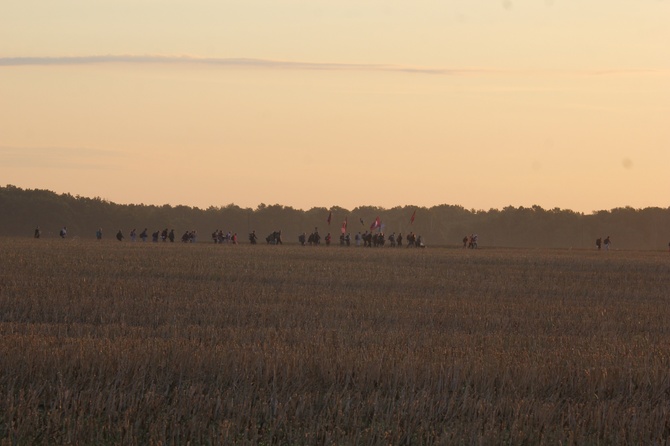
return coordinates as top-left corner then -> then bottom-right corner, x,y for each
463,234 -> 479,249
294,229 -> 425,248
34,223 -> 666,252
38,226 -> 200,243
33,225 -> 428,247
212,229 -> 238,244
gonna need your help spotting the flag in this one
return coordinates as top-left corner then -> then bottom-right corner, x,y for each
327,211 -> 332,225
341,217 -> 347,234
370,216 -> 381,231
410,210 -> 416,224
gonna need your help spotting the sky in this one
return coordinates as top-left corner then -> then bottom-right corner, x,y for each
1,0 -> 668,213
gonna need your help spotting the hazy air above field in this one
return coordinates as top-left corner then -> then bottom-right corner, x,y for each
1,1 -> 668,213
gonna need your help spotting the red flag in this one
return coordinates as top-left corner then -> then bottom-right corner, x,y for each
341,217 -> 347,234
410,210 -> 416,224
327,211 -> 332,225
370,216 -> 381,231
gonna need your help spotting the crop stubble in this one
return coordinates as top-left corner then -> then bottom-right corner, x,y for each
0,239 -> 669,444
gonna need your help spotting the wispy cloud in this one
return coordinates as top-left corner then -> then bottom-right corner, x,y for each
0,55 -> 482,75
1,55 -> 667,78
0,146 -> 126,170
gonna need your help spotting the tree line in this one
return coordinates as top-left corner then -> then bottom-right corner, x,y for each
1,185 -> 668,250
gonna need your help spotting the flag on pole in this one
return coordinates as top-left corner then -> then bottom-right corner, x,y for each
410,210 -> 416,224
341,217 -> 347,234
327,211 -> 332,225
370,216 -> 381,231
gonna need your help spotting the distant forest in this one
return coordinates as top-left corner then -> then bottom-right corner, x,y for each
1,185 -> 669,250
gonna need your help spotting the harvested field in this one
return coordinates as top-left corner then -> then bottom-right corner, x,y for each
1,238 -> 669,444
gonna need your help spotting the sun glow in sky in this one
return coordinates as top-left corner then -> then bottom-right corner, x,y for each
1,1 -> 668,213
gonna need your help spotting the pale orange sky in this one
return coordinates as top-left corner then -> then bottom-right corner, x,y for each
1,1 -> 668,213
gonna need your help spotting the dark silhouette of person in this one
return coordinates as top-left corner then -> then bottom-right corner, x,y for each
34,226 -> 41,239
116,230 -> 124,241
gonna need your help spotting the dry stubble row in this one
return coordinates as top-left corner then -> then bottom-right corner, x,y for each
0,239 -> 669,444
